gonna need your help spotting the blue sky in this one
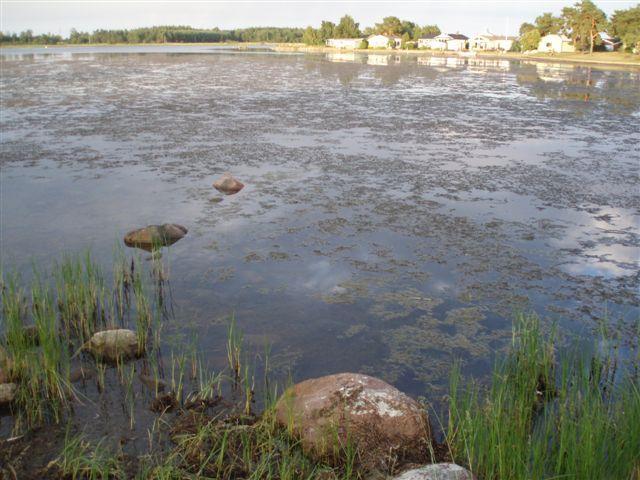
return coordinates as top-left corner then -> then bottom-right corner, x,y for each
1,1 -> 636,37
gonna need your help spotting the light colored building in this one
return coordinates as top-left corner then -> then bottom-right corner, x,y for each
598,32 -> 621,51
418,33 -> 468,51
367,34 -> 402,49
325,38 -> 364,49
537,34 -> 575,53
470,32 -> 516,51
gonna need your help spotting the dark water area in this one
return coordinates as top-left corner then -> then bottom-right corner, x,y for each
1,46 -> 639,425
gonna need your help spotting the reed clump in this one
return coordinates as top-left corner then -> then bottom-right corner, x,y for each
0,251 -> 162,431
446,313 -> 640,480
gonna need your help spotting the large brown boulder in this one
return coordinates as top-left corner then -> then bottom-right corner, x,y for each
124,224 -> 187,251
274,373 -> 430,472
213,173 -> 244,195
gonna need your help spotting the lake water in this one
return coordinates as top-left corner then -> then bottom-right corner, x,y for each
1,46 -> 639,410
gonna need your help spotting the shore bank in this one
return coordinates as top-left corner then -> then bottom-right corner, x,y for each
272,43 -> 640,68
2,41 -> 639,69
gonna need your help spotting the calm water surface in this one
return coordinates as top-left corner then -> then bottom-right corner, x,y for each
1,47 -> 639,406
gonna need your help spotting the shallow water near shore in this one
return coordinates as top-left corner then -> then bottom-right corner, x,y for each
1,46 -> 639,446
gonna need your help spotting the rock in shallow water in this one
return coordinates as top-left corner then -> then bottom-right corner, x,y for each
0,383 -> 17,405
124,224 -> 188,251
213,173 -> 244,195
274,372 -> 430,471
392,464 -> 475,480
87,329 -> 141,363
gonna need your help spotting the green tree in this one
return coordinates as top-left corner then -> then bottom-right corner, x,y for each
334,15 -> 361,38
318,21 -> 336,41
358,39 -> 369,49
401,32 -> 411,48
519,22 -> 536,35
19,29 -> 33,44
415,24 -> 441,39
302,26 -> 322,45
521,28 -> 541,50
401,20 -> 417,38
610,5 -> 640,52
535,12 -> 564,36
562,0 -> 608,53
375,16 -> 403,35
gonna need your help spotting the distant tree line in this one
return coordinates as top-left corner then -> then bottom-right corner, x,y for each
0,25 -> 304,45
515,1 -> 639,53
302,15 -> 440,47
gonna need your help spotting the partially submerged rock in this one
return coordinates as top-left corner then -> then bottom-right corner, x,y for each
124,224 -> 188,251
392,464 -> 475,480
274,372 -> 430,471
213,173 -> 244,195
0,383 -> 17,405
86,329 -> 141,363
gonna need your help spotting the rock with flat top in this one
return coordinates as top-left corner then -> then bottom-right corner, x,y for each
87,329 -> 141,363
124,224 -> 187,251
275,372 -> 430,471
213,173 -> 244,195
0,383 -> 16,405
392,464 -> 475,480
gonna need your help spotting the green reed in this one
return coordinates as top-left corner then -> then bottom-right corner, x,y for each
446,313 -> 640,479
1,251 -> 164,432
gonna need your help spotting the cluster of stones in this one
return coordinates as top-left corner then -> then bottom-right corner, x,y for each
122,173 -> 243,252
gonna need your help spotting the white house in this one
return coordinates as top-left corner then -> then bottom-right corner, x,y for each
418,33 -> 468,51
367,34 -> 402,49
326,38 -> 364,49
598,32 -> 621,51
470,32 -> 516,51
537,34 -> 575,53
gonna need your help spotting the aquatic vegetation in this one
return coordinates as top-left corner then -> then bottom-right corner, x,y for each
0,252 -> 164,431
446,313 -> 640,479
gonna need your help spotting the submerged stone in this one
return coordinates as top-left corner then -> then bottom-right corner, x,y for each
274,372 -> 430,471
0,383 -> 17,405
87,329 -> 141,363
124,223 -> 188,251
392,464 -> 475,480
213,173 -> 244,195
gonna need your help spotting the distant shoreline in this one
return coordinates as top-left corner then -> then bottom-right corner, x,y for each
2,41 -> 639,69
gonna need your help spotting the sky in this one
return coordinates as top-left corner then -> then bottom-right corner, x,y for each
1,0 -> 637,37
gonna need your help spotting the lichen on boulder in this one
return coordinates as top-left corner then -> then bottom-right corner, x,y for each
274,372 -> 430,472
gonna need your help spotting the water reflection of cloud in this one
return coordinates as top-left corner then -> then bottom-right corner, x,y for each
302,259 -> 350,293
552,208 -> 640,277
